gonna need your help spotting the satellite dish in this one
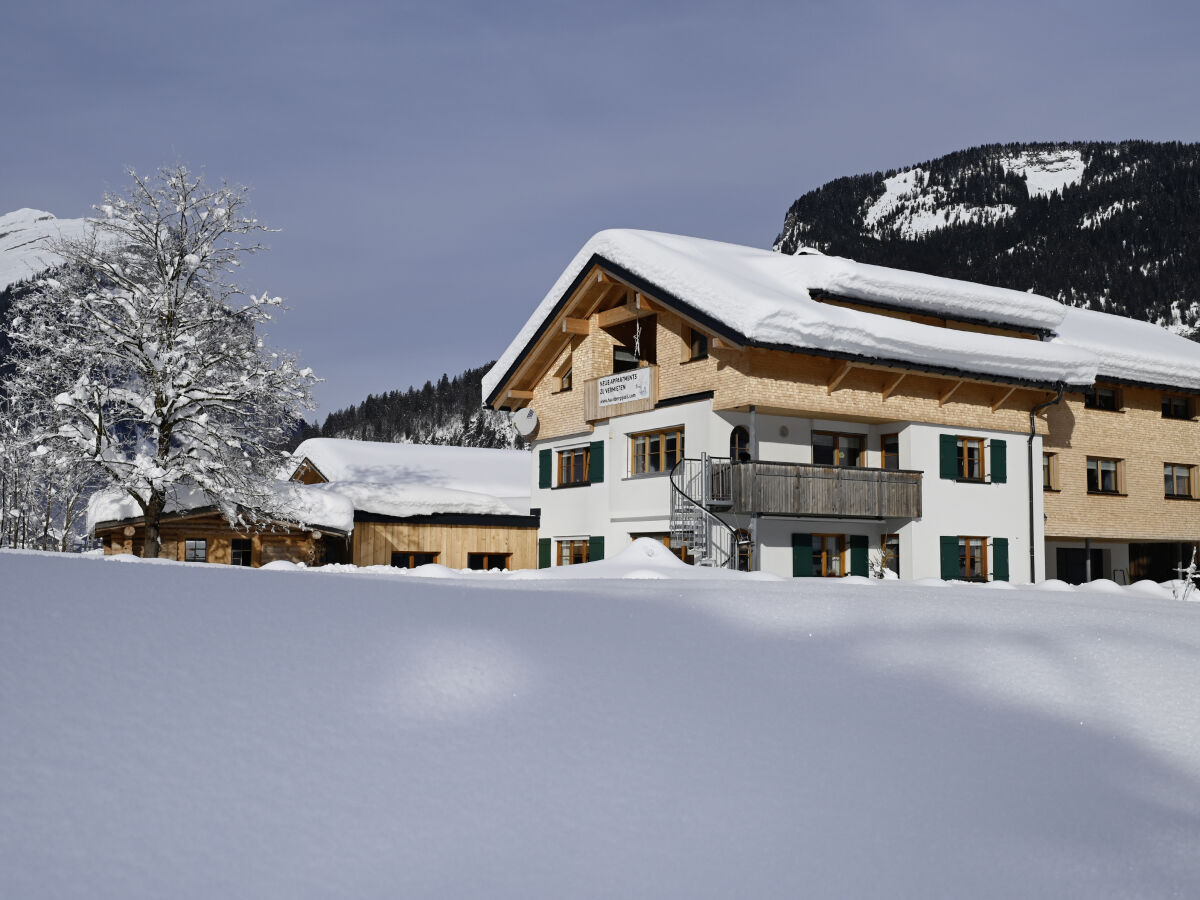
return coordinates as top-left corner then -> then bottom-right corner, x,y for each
513,407 -> 539,437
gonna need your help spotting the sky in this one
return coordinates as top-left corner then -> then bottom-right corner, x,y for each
3,0 -> 1198,419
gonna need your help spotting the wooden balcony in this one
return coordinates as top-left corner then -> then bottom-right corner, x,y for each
584,364 -> 658,422
728,461 -> 922,519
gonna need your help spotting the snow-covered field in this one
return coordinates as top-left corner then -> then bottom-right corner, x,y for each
3,544 -> 1200,898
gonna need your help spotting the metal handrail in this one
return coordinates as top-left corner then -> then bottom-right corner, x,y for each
669,456 -> 743,568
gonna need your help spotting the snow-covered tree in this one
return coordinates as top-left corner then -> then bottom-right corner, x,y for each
1,166 -> 318,558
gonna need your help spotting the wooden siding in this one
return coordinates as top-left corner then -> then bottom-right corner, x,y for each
731,462 -> 922,519
1043,384 -> 1200,541
95,511 -> 333,566
352,521 -> 539,569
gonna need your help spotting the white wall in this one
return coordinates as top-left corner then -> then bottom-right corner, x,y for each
532,402 -> 1044,581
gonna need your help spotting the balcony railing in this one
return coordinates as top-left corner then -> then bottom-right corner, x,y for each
724,460 -> 922,519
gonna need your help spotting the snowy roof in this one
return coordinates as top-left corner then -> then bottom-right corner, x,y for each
1053,306 -> 1200,391
86,482 -> 356,535
288,439 -> 532,517
483,229 -> 1100,402
0,208 -> 94,293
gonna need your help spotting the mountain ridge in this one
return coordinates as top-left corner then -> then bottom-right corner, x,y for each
773,140 -> 1200,337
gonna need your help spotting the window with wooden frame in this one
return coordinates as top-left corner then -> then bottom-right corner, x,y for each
729,425 -> 750,462
811,534 -> 845,577
1164,463 -> 1195,499
685,326 -> 708,362
957,436 -> 985,481
630,427 -> 684,476
184,539 -> 207,563
560,366 -> 573,392
1042,452 -> 1058,490
958,536 -> 987,581
1162,394 -> 1193,420
557,539 -> 589,566
812,431 -> 864,467
391,551 -> 438,568
557,446 -> 590,486
1086,457 -> 1123,494
1084,386 -> 1122,411
231,538 -> 252,567
881,433 -> 900,470
467,552 -> 511,570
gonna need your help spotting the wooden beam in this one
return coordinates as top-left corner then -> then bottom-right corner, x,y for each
507,389 -> 534,400
938,379 -> 965,407
826,361 -> 855,395
881,372 -> 907,402
990,385 -> 1018,413
711,335 -> 744,351
561,317 -> 589,335
597,303 -> 641,328
635,292 -> 656,312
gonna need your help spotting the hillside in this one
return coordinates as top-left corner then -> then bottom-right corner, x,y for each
773,141 -> 1200,336
291,363 -> 523,450
4,546 -> 1200,897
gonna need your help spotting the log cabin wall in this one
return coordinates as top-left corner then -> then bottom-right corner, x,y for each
96,512 -> 329,566
352,521 -> 539,569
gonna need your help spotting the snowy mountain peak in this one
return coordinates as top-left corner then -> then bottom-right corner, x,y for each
0,207 -> 94,293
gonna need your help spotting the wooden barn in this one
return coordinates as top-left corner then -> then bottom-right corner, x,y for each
91,440 -> 538,570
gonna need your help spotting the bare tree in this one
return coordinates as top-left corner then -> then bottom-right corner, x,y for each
2,165 -> 317,558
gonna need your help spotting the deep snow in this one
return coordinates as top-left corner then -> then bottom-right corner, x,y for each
3,545 -> 1199,898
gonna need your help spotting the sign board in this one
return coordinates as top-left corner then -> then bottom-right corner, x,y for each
597,368 -> 651,407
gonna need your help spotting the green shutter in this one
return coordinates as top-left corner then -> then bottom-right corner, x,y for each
538,538 -> 551,569
939,434 -> 958,480
791,533 -> 813,577
589,535 -> 605,561
589,440 -> 604,484
849,535 -> 869,577
940,535 -> 960,580
990,439 -> 1007,484
993,537 -> 1010,581
538,449 -> 552,489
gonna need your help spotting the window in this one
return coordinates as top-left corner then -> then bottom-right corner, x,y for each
558,540 -> 589,566
391,551 -> 438,568
558,446 -> 590,485
1085,386 -> 1121,411
1043,452 -> 1058,490
184,539 -> 207,562
560,367 -> 573,392
1086,457 -> 1122,494
957,437 -> 985,480
467,552 -> 510,570
959,537 -> 987,581
1165,464 -> 1194,498
812,534 -> 845,577
686,327 -> 708,361
813,432 -> 863,467
881,433 -> 899,470
631,427 -> 684,475
729,425 -> 750,462
231,538 -> 252,567
1162,395 -> 1193,420
883,534 -> 900,577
